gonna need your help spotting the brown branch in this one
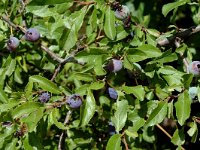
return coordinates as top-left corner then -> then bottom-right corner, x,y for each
157,25 -> 200,47
122,135 -> 129,150
156,124 -> 186,150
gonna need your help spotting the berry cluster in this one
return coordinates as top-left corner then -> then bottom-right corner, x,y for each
7,28 -> 40,52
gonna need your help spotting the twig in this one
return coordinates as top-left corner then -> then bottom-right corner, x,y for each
1,15 -> 21,31
156,124 -> 186,150
51,64 -> 62,81
74,0 -> 95,6
58,110 -> 72,150
157,25 -> 200,46
122,135 -> 129,150
40,45 -> 64,63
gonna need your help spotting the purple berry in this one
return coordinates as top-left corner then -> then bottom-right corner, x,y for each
108,87 -> 118,100
114,5 -> 130,20
67,94 -> 83,109
7,37 -> 19,51
107,59 -> 123,73
188,61 -> 200,76
39,92 -> 50,103
25,28 -> 40,42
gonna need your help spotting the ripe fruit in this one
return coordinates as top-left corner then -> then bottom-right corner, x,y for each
67,94 -> 83,109
188,61 -> 200,76
108,87 -> 118,100
107,59 -> 123,73
7,37 -> 19,51
114,5 -> 130,20
39,92 -> 50,103
25,28 -> 40,42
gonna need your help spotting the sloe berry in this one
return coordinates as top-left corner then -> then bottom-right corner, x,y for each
188,61 -> 200,76
25,28 -> 40,42
39,92 -> 50,103
67,94 -> 83,109
7,37 -> 19,51
107,59 -> 123,73
108,87 -> 118,100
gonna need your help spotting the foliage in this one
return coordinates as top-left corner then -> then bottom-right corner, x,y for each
0,0 -> 200,149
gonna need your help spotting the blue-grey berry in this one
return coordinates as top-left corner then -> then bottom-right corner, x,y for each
114,5 -> 130,20
108,87 -> 118,100
39,92 -> 50,103
67,94 -> 83,109
188,61 -> 200,76
7,37 -> 19,51
25,28 -> 40,42
107,59 -> 123,73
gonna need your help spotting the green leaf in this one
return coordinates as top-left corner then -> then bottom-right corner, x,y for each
11,102 -> 42,119
0,100 -> 19,113
187,121 -> 197,137
89,81 -> 105,90
106,134 -> 122,150
175,91 -> 191,125
4,138 -> 18,150
122,85 -> 145,101
30,75 -> 61,94
162,0 -> 188,17
0,88 -> 8,103
69,72 -> 94,82
111,100 -> 128,133
51,108 -> 68,130
128,111 -> 145,132
28,0 -> 72,5
80,90 -> 96,127
145,101 -> 167,126
21,107 -> 44,132
104,7 -> 116,40
5,58 -> 16,77
63,7 -> 87,52
126,44 -> 162,63
171,128 -> 185,146
94,56 -> 106,76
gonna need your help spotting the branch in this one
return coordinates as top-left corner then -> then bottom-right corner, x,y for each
157,25 -> 200,46
156,124 -> 186,150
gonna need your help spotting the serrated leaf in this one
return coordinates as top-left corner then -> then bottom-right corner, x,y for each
80,90 -> 96,127
30,75 -> 61,94
104,7 -> 116,40
106,134 -> 122,150
145,101 -> 167,126
122,85 -> 145,101
175,91 -> 191,125
111,100 -> 128,133
171,128 -> 185,146
162,0 -> 188,17
11,102 -> 42,119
